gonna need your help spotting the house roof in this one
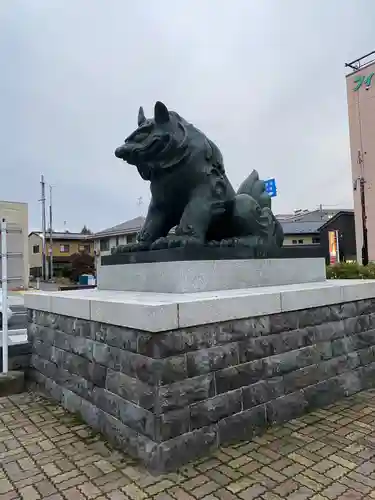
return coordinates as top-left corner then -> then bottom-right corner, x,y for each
280,221 -> 323,235
94,216 -> 145,238
29,231 -> 93,241
281,209 -> 354,235
277,209 -> 344,223
318,209 -> 354,231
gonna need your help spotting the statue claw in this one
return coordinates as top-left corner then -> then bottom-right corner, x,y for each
150,237 -> 170,250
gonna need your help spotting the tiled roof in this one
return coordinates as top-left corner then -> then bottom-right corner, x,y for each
94,216 -> 145,238
29,231 -> 93,240
280,221 -> 323,235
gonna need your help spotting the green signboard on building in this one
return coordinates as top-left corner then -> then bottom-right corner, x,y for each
353,72 -> 375,91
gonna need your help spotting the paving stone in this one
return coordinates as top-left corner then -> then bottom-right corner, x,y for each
0,481 -> 13,495
321,483 -> 347,499
273,479 -> 299,497
107,492 -> 128,500
190,480 -> 220,498
287,488 -> 314,500
34,481 -> 57,497
4,390 -> 375,499
18,485 -> 40,500
122,483 -> 148,499
169,486 -> 196,499
339,476 -> 370,495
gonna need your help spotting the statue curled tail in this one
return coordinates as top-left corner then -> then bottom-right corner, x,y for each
232,170 -> 284,247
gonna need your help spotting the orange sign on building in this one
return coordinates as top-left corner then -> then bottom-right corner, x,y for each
328,230 -> 339,265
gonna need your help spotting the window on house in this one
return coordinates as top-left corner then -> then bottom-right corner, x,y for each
312,237 -> 320,244
298,239 -> 304,244
100,239 -> 110,251
79,244 -> 91,253
60,244 -> 70,253
32,245 -> 40,254
127,233 -> 137,244
115,236 -> 120,246
292,239 -> 297,244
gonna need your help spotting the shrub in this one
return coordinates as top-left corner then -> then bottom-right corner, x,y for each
327,261 -> 375,279
61,265 -> 72,279
70,251 -> 95,282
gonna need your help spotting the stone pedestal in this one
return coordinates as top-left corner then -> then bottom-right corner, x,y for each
97,257 -> 326,293
24,263 -> 375,472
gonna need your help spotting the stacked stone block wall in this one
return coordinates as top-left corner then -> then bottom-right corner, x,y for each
27,298 -> 375,472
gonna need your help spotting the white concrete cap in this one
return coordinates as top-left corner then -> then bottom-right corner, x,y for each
24,279 -> 375,332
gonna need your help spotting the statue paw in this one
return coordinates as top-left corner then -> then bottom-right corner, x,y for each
127,242 -> 150,252
150,237 -> 170,250
219,238 -> 237,247
170,236 -> 203,247
235,236 -> 261,248
207,240 -> 220,247
168,237 -> 185,248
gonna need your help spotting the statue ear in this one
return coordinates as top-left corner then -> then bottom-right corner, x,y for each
154,101 -> 170,124
138,106 -> 146,126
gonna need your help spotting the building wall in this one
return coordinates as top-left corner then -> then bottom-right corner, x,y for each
29,233 -> 43,270
94,233 -> 137,271
320,213 -> 357,264
346,62 -> 375,262
0,200 -> 28,289
48,239 -> 93,258
283,235 -> 316,246
29,233 -> 94,277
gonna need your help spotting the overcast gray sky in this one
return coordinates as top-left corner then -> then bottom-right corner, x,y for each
1,1 -> 374,232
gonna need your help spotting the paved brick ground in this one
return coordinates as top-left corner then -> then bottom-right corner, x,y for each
2,391 -> 375,500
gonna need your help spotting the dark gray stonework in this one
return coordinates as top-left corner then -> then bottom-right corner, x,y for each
27,298 -> 375,472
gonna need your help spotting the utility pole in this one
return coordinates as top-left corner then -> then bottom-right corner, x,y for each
49,185 -> 53,280
1,218 -> 9,374
40,175 -> 47,280
357,150 -> 369,265
360,177 -> 369,265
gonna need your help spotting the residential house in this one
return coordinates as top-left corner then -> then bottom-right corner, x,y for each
279,209 -> 355,263
93,216 -> 145,270
29,231 -> 94,277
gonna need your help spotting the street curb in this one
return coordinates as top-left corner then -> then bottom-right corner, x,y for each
0,371 -> 25,397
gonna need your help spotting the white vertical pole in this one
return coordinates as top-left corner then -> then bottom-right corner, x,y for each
49,185 -> 53,280
336,230 -> 340,263
1,218 -> 8,374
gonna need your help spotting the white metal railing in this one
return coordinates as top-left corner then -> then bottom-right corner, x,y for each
1,218 -> 8,373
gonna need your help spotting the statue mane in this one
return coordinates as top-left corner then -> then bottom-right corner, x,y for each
167,112 -> 226,175
115,102 -> 226,178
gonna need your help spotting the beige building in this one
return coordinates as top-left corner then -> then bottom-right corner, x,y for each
0,200 -> 29,289
29,231 -> 94,278
346,51 -> 375,263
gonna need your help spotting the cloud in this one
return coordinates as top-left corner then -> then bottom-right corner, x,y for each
1,0 -> 374,231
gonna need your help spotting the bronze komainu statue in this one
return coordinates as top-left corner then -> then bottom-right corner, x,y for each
114,101 -> 284,252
